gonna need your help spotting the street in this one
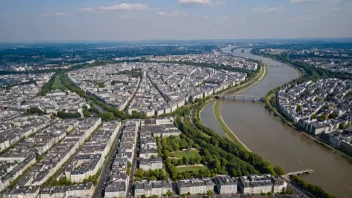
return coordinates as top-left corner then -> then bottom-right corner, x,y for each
92,126 -> 123,198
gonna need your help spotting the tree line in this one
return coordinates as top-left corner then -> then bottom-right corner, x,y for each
134,169 -> 168,182
290,176 -> 334,198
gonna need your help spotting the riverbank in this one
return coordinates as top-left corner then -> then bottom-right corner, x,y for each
198,99 -> 213,121
214,100 -> 252,152
210,64 -> 267,152
261,58 -> 352,164
211,47 -> 351,198
222,64 -> 267,96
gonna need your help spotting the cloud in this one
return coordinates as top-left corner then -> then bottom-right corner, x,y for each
39,13 -> 52,17
330,7 -> 342,12
214,1 -> 225,6
54,12 -> 68,16
220,16 -> 229,20
287,17 -> 313,20
99,3 -> 149,11
178,0 -> 224,6
39,12 -> 69,17
157,10 -> 187,17
290,0 -> 337,3
120,15 -> 132,19
252,6 -> 285,12
78,7 -> 94,12
202,16 -> 210,19
178,0 -> 211,5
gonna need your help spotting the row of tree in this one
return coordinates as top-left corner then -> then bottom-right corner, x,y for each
170,156 -> 202,166
57,111 -> 81,119
134,169 -> 168,181
165,158 -> 214,181
161,136 -> 194,153
191,109 -> 276,175
290,176 -> 334,198
58,73 -> 146,120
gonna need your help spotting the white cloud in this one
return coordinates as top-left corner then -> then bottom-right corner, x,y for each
252,6 -> 285,12
38,13 -> 52,17
54,12 -> 68,16
120,15 -> 132,19
287,17 -> 313,20
220,16 -> 229,20
39,12 -> 69,17
330,7 -> 342,12
99,3 -> 149,11
202,16 -> 210,19
178,0 -> 211,5
214,1 -> 225,6
290,0 -> 338,3
178,0 -> 224,6
157,10 -> 187,17
78,7 -> 94,12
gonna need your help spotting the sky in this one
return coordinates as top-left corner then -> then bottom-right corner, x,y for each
0,0 -> 351,42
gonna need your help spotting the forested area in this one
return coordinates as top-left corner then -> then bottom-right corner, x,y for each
156,98 -> 276,181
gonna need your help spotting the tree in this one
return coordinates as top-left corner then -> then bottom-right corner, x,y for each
206,190 -> 214,197
25,107 -> 44,115
273,165 -> 285,176
328,113 -> 336,119
149,176 -> 157,181
286,188 -> 294,195
296,105 -> 302,112
312,113 -> 317,119
127,167 -> 131,176
57,111 -> 81,119
134,169 -> 144,178
319,114 -> 327,121
182,156 -> 188,165
83,109 -> 91,117
99,112 -> 115,121
166,190 -> 173,197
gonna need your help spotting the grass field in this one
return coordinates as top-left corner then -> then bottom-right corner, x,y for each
175,165 -> 208,173
52,75 -> 67,90
170,150 -> 200,159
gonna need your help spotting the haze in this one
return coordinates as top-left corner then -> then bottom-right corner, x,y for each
0,0 -> 351,42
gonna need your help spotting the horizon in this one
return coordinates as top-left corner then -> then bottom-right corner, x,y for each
1,0 -> 351,42
1,37 -> 352,44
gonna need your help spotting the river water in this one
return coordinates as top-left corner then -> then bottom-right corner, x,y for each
201,47 -> 352,198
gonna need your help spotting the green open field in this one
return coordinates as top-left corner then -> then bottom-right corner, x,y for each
52,75 -> 67,90
170,150 -> 200,159
175,165 -> 208,173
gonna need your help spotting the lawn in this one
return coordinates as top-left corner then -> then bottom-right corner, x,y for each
175,165 -> 208,173
52,75 -> 67,90
170,150 -> 200,159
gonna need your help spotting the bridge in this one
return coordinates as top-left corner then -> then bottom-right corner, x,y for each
286,169 -> 314,177
281,169 -> 314,181
215,95 -> 265,102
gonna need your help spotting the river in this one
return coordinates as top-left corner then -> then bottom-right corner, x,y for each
201,47 -> 352,198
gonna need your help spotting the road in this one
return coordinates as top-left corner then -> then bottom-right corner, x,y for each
92,125 -> 124,198
126,124 -> 140,197
279,176 -> 312,198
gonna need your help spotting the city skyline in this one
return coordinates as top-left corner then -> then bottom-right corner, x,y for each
1,0 -> 352,42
